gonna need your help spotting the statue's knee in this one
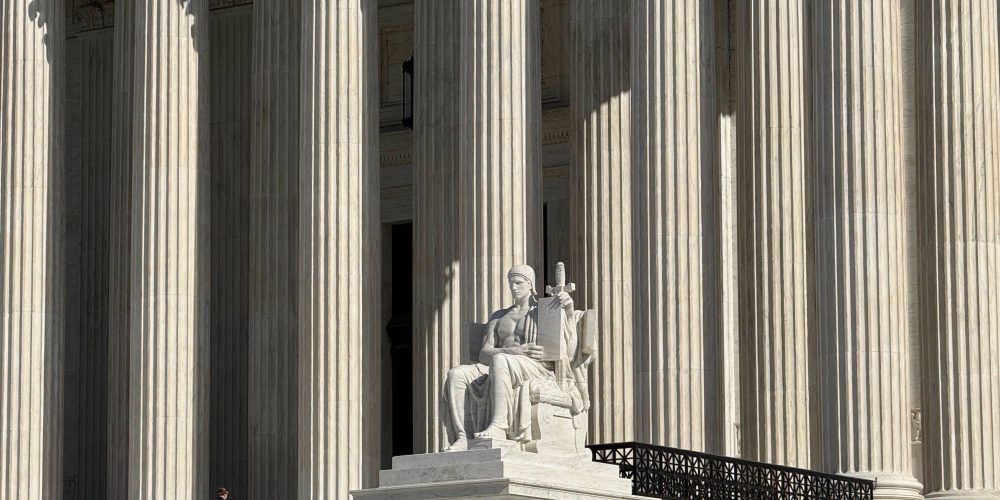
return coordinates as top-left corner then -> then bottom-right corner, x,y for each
490,353 -> 510,373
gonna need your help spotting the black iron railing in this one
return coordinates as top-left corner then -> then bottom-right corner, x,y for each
588,442 -> 874,500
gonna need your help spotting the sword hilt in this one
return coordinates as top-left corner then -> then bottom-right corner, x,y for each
545,262 -> 576,296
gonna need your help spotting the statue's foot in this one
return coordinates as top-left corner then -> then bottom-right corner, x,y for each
474,425 -> 507,439
512,429 -> 532,443
443,437 -> 468,452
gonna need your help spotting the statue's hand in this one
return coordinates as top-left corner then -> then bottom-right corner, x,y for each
557,291 -> 574,312
504,343 -> 544,359
525,343 -> 544,360
505,344 -> 530,356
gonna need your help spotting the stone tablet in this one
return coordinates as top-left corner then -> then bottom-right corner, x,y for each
535,296 -> 566,362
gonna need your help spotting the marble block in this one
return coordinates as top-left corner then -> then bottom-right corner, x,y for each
535,296 -> 568,362
350,444 -> 640,499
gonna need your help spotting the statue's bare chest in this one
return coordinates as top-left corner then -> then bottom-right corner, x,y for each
495,310 -> 528,347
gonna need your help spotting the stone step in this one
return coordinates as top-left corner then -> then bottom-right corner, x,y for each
378,458 -> 633,497
391,448 -> 502,470
380,459 -> 504,487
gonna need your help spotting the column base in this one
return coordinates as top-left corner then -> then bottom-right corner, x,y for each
845,473 -> 924,500
926,490 -> 1000,499
875,477 -> 925,500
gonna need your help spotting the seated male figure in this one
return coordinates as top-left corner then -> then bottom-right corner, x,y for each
440,264 -> 577,451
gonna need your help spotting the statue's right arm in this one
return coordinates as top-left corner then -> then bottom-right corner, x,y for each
477,319 -> 500,365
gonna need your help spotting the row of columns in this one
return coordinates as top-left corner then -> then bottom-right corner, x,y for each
410,2 -> 998,500
1,1 -> 999,500
3,0 -> 383,498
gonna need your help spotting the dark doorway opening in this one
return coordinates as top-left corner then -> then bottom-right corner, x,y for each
385,223 -> 413,458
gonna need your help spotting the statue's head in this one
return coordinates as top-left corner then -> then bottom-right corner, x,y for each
507,264 -> 536,301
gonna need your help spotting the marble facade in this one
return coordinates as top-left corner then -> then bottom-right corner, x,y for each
0,0 -> 997,499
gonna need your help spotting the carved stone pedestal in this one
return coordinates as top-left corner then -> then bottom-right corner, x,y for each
351,444 -> 638,499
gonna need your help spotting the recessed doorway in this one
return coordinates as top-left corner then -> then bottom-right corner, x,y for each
383,222 -> 413,464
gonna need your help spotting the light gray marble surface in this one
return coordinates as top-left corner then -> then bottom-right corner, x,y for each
352,443 -> 638,500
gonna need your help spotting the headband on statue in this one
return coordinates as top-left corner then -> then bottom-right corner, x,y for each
507,264 -> 537,295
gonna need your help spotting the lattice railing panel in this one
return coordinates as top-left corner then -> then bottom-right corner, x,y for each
588,442 -> 874,500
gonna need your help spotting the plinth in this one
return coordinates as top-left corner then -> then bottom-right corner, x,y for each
351,438 -> 638,499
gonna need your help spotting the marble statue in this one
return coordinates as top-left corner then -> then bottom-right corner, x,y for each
441,263 -> 595,455
353,264 -> 630,498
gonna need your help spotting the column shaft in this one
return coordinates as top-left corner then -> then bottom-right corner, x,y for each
127,1 -> 210,497
713,0 -> 740,457
297,0 -> 381,497
735,0 -> 812,467
631,0 -> 716,451
72,30 -> 113,500
208,7 -> 252,492
108,0 -> 133,497
918,1 -> 1000,497
0,0 -> 64,498
249,0 -> 299,495
813,1 -> 921,497
412,0 -> 462,453
460,0 -> 543,326
570,0 -> 633,444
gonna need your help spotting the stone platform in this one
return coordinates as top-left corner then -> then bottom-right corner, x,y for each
350,438 -> 639,499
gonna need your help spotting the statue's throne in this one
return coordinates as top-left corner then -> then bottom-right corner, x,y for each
465,310 -> 597,458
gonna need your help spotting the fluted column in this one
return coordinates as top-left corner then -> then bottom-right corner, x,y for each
412,0 -> 462,453
127,1 -> 210,497
298,0 -> 380,497
917,1 -> 1000,497
249,0 -> 300,496
713,0 -> 740,457
460,0 -> 543,326
813,2 -> 922,497
736,0 -> 811,467
0,1 -> 64,498
108,1 -> 133,498
570,0 -> 633,444
72,30 -> 113,500
631,0 -> 714,451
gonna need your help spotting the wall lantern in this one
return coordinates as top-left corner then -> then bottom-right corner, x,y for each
401,53 -> 414,129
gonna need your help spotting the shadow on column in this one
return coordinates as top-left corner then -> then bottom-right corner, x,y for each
208,4 -> 251,499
